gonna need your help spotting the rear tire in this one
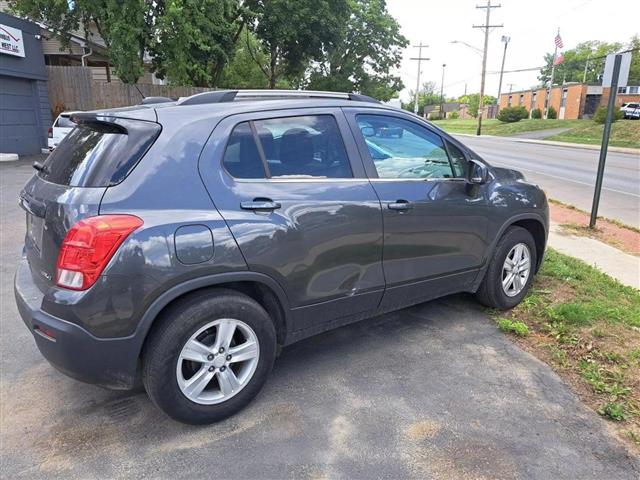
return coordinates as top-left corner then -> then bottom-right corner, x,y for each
142,288 -> 276,424
476,226 -> 537,310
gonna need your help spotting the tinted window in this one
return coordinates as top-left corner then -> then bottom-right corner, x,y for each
39,119 -> 160,187
446,141 -> 468,178
357,114 -> 453,179
222,122 -> 266,178
254,115 -> 352,178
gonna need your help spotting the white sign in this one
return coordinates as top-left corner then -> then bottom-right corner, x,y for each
0,24 -> 25,58
602,52 -> 631,88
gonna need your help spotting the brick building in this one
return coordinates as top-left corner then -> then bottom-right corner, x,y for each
499,83 -> 640,119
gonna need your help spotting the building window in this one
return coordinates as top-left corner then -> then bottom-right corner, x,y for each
508,95 -> 512,107
560,89 -> 568,108
532,92 -> 537,107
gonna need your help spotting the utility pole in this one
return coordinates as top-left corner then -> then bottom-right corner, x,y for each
496,35 -> 510,112
440,63 -> 446,119
410,42 -> 430,115
544,28 -> 561,119
473,1 -> 502,135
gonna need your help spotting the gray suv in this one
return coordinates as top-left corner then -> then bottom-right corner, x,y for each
15,90 -> 548,424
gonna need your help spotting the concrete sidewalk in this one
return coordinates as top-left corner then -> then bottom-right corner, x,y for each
548,223 -> 640,289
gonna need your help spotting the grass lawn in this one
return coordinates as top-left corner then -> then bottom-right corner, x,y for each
547,120 -> 640,149
434,118 -> 640,149
493,249 -> 640,451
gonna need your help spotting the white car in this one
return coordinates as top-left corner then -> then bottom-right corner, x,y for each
48,112 -> 78,150
621,102 -> 640,120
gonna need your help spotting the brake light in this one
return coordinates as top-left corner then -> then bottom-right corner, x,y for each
55,215 -> 143,290
48,127 -> 53,138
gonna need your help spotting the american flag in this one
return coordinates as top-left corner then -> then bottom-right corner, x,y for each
554,33 -> 564,49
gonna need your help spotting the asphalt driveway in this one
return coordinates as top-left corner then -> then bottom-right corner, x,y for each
1,159 -> 638,479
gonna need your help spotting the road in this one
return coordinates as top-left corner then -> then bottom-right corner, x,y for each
2,160 -> 639,479
454,135 -> 640,227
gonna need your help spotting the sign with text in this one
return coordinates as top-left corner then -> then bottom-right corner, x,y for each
0,24 -> 25,57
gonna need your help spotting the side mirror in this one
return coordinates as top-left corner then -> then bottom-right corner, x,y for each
361,126 -> 375,137
466,159 -> 489,184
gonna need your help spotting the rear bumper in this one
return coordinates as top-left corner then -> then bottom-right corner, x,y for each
15,257 -> 140,390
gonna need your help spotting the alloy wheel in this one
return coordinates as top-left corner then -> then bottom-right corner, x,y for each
501,243 -> 531,297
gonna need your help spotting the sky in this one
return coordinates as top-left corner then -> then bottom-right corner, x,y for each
386,0 -> 640,101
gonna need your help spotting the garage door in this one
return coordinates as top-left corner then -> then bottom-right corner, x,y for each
0,75 -> 41,155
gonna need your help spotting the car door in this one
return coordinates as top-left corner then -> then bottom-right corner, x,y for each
344,109 -> 490,311
199,107 -> 384,333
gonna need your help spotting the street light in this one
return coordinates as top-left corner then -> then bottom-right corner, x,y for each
440,64 -> 446,119
450,40 -> 483,57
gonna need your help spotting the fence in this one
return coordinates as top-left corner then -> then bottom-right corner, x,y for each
46,66 -> 213,114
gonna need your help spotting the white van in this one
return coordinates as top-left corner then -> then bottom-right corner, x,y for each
48,112 -> 78,150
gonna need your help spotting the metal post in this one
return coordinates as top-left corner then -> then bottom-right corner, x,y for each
583,55 -> 590,83
440,63 -> 446,119
496,36 -> 510,113
589,54 -> 622,229
544,29 -> 559,119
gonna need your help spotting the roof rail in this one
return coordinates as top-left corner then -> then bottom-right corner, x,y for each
176,89 -> 380,106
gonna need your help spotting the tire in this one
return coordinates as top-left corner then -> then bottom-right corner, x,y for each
142,288 -> 276,425
475,226 -> 537,310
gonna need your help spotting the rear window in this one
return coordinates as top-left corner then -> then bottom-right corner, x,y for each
39,118 -> 161,187
56,115 -> 76,128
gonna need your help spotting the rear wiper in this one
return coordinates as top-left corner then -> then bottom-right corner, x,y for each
32,161 -> 48,174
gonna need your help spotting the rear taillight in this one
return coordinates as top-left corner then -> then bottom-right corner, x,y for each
55,215 -> 143,290
48,127 -> 53,138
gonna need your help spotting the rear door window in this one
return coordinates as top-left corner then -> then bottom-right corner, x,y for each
222,115 -> 353,179
39,118 -> 160,187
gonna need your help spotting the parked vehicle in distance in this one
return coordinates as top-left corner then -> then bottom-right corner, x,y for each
16,90 -> 548,424
620,102 -> 640,119
47,112 -> 78,150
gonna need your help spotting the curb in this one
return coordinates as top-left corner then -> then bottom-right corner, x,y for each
452,133 -> 640,155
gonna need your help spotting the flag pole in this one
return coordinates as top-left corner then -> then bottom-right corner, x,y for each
545,28 -> 559,119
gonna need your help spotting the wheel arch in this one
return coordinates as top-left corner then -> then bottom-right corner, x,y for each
132,272 -> 292,358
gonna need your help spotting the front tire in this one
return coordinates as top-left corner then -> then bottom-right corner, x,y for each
142,289 -> 276,424
476,226 -> 537,310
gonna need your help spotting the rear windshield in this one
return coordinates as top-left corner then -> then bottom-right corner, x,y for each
39,118 -> 161,187
56,115 -> 76,128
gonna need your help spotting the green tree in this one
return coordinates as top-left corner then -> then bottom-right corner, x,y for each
538,40 -> 622,86
244,0 -> 349,88
305,0 -> 407,101
151,0 -> 240,87
218,31 -> 294,89
627,36 -> 640,84
10,0 -> 156,83
402,81 -> 441,115
459,93 -> 496,118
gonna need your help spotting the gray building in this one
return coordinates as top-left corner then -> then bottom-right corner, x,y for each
1,12 -> 51,155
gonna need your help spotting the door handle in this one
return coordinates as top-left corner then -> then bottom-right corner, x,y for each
387,200 -> 412,211
240,199 -> 282,211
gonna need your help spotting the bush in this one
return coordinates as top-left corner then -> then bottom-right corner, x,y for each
497,106 -> 529,123
448,111 -> 459,119
531,108 -> 542,119
593,105 -> 624,124
547,106 -> 557,119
